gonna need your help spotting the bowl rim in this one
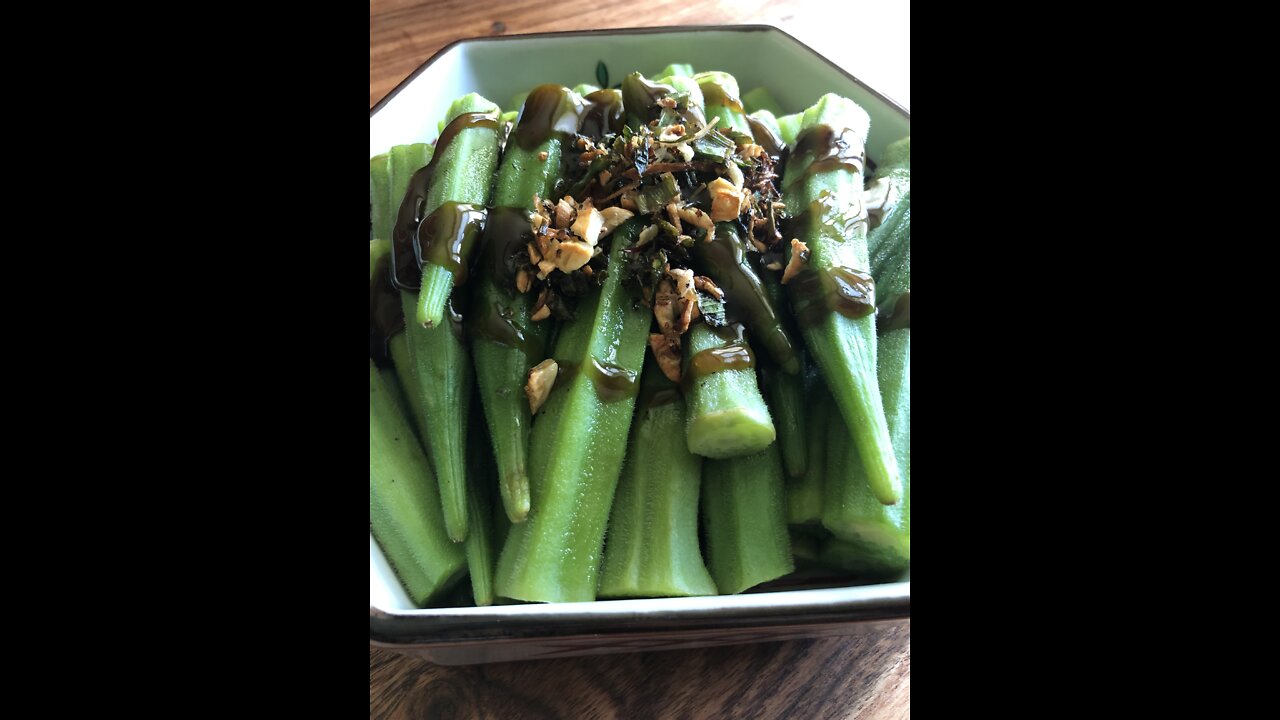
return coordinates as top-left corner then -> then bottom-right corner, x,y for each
369,23 -> 911,120
369,23 -> 910,646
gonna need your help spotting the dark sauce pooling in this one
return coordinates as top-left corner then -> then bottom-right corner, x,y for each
513,84 -> 592,150
684,323 -> 756,386
789,264 -> 877,327
621,73 -> 676,122
745,115 -> 786,159
369,252 -> 404,365
587,357 -> 639,403
785,124 -> 865,189
784,191 -> 876,326
692,224 -> 796,369
392,111 -> 498,291
551,357 -> 640,403
580,89 -> 625,137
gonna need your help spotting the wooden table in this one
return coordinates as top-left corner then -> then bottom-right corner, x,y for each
369,2 -> 910,716
371,627 -> 910,718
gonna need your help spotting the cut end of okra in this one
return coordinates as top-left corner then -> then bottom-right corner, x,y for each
687,405 -> 777,459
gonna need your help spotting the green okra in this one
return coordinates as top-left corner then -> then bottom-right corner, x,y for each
653,63 -> 695,79
470,85 -> 581,523
389,96 -> 501,541
416,93 -> 502,328
701,443 -> 794,594
370,238 -> 412,425
866,135 -> 910,236
752,224 -> 808,476
782,93 -> 901,506
683,321 -> 776,459
692,223 -> 801,374
369,361 -> 467,606
370,154 -> 391,241
622,72 -> 706,129
776,112 -> 802,146
494,218 -> 652,603
742,86 -> 784,116
463,387 -> 499,606
787,371 -> 831,526
693,71 -> 751,136
599,358 -> 717,598
748,109 -> 784,144
818,328 -> 910,568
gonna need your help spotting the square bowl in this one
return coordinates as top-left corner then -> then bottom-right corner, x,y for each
370,24 -> 910,666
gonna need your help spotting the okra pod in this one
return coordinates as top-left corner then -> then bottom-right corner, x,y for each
747,87 -> 783,116
653,63 -> 695,79
599,358 -> 717,598
413,93 -> 503,328
787,371 -> 831,525
682,321 -> 776,459
776,112 -> 802,146
471,85 -> 582,523
782,93 -> 901,505
391,96 -> 501,541
818,330 -> 909,567
370,154 -> 391,240
463,387 -> 499,606
494,218 -> 651,603
742,86 -> 784,116
369,361 -> 467,606
622,71 -> 706,129
701,444 -> 794,594
693,71 -> 751,136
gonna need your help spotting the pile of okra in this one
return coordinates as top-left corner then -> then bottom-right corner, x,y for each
370,63 -> 910,607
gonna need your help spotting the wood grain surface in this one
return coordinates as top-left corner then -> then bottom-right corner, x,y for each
370,0 -> 911,110
370,2 -> 910,716
370,626 -> 910,719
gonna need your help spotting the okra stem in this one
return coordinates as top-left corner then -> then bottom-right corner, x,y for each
701,444 -> 794,594
599,358 -> 717,598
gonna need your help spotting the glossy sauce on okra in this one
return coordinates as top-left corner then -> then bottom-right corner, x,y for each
685,323 -> 757,384
369,253 -> 403,362
785,124 -> 866,187
552,357 -> 641,403
392,111 -> 499,291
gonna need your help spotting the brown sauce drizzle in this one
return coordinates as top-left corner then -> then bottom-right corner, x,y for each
698,79 -> 744,114
785,124 -> 865,189
369,252 -> 404,363
580,89 -> 625,137
392,111 -> 499,291
622,74 -> 677,121
514,84 -> 592,150
693,224 -> 797,369
472,298 -> 534,353
788,265 -> 877,327
878,291 -> 910,332
745,115 -> 785,158
588,357 -> 639,402
684,323 -> 757,385
551,357 -> 640,403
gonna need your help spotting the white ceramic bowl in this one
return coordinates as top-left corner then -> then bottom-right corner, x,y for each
371,25 -> 910,665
